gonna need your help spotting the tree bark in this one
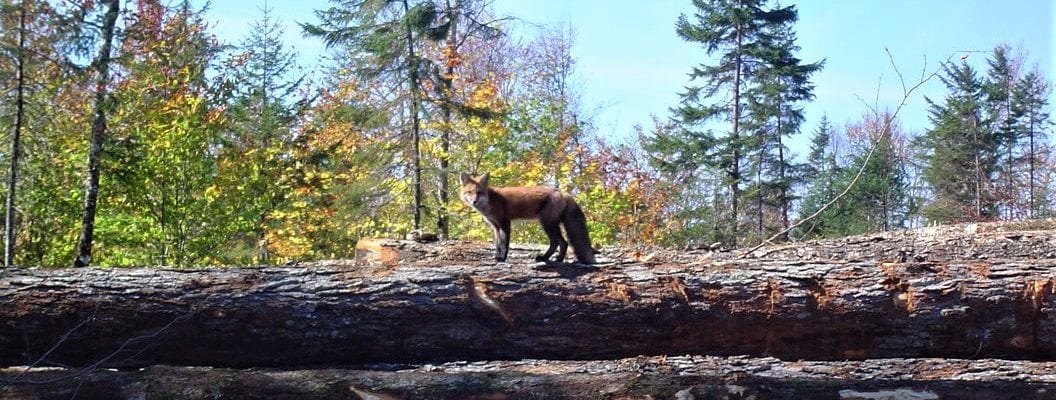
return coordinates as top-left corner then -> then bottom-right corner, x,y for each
3,221 -> 1056,369
3,356 -> 1055,400
73,0 -> 120,268
403,0 -> 423,233
5,1 -> 27,269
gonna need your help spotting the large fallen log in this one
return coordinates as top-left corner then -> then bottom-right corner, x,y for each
3,356 -> 1056,400
1,221 -> 1055,369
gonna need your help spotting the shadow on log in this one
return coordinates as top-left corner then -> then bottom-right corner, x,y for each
0,220 -> 1055,369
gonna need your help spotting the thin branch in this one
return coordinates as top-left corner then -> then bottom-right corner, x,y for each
2,313 -> 190,385
8,305 -> 99,382
740,49 -> 950,258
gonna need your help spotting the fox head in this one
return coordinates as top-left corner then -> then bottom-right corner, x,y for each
460,172 -> 490,210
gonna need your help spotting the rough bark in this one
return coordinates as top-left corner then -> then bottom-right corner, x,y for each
3,356 -> 1056,400
2,221 -> 1056,369
745,219 -> 1056,261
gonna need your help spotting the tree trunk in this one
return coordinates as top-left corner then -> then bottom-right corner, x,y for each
5,2 -> 27,269
730,22 -> 742,247
437,0 -> 457,240
73,0 -> 120,268
1029,114 -> 1037,218
4,221 -> 1056,369
403,0 -> 423,233
4,356 -> 1055,400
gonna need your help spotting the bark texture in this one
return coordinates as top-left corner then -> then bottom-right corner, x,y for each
1,221 -> 1055,370
3,356 -> 1055,400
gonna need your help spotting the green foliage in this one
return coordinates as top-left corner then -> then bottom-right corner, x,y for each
1013,68 -> 1054,217
795,117 -> 841,237
263,77 -> 398,261
651,0 -> 818,246
101,3 -> 232,266
215,4 -> 305,263
796,114 -> 911,239
916,60 -> 1000,223
2,1 -> 1055,267
0,0 -> 91,267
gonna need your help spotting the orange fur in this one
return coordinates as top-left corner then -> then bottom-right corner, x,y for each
460,173 -> 596,264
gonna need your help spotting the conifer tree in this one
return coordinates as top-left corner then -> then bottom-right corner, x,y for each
983,45 -> 1021,219
648,0 -> 809,246
303,0 -> 451,233
1013,68 -> 1052,217
742,14 -> 822,239
796,117 -> 840,237
409,0 -> 503,239
916,60 -> 1000,223
223,3 -> 303,263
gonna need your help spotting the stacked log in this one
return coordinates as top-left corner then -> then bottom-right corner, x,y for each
1,220 -> 1055,399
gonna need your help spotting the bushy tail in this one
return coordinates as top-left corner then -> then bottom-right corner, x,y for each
562,198 -> 596,264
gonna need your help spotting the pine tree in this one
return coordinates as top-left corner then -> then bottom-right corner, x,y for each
796,117 -> 840,237
650,0 -> 805,246
302,0 -> 451,233
842,113 -> 911,233
983,45 -> 1021,219
798,114 -> 910,238
223,2 -> 303,263
1013,68 -> 1052,218
742,13 -> 822,240
917,60 -> 1000,223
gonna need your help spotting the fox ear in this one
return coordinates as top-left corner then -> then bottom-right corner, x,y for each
460,173 -> 474,185
477,172 -> 490,186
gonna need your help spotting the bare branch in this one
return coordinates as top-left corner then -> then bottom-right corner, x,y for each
8,305 -> 99,382
740,50 -> 952,258
2,313 -> 189,385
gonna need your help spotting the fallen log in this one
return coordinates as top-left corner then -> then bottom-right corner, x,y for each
747,219 -> 1056,262
2,224 -> 1056,369
3,356 -> 1055,400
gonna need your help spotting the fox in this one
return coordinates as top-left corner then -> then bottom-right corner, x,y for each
460,172 -> 596,264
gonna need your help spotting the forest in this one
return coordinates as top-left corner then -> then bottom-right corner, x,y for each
0,0 -> 1052,268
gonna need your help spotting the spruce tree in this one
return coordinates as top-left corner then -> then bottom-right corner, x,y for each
983,45 -> 1021,219
841,114 -> 910,233
742,14 -> 822,239
796,117 -> 840,237
916,60 -> 1000,223
651,0 -> 803,246
303,0 -> 451,233
1013,68 -> 1052,217
225,3 -> 303,263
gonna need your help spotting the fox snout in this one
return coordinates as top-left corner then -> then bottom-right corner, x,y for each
460,188 -> 486,210
463,192 -> 487,210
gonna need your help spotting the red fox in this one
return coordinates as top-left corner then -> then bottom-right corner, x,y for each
460,173 -> 596,264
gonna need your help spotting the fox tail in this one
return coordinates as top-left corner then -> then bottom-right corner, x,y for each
562,198 -> 596,264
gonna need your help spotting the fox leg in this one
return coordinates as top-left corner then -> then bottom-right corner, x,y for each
493,220 -> 511,262
536,220 -> 568,262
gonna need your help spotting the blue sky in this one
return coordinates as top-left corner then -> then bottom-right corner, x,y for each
197,0 -> 1054,151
